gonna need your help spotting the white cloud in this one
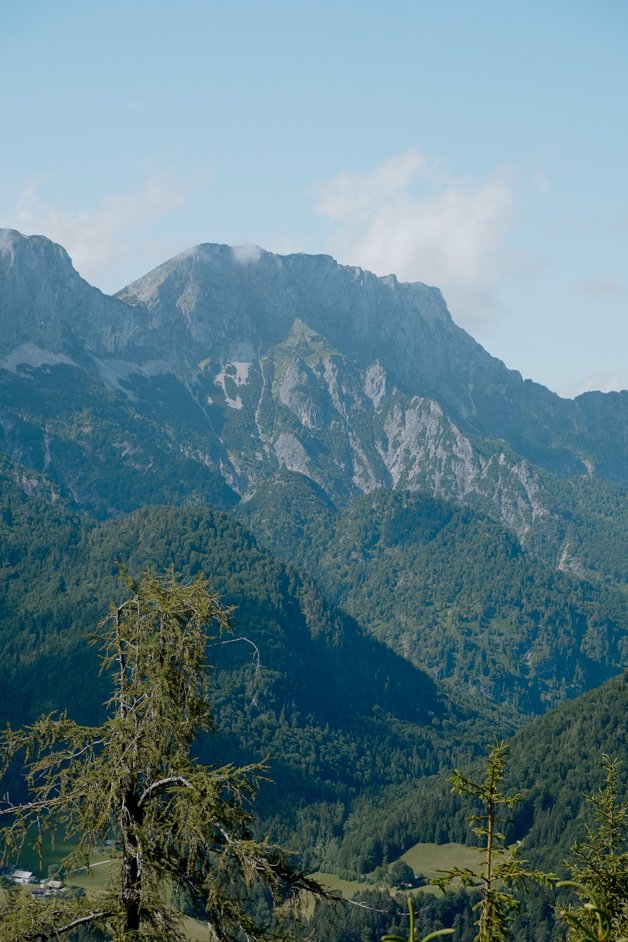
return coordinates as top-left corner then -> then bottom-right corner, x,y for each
559,371 -> 628,398
313,149 -> 513,329
4,172 -> 189,291
231,244 -> 262,265
581,278 -> 627,298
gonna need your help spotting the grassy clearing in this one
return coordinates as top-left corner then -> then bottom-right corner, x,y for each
180,915 -> 215,940
307,842 -> 478,907
401,841 -> 479,878
308,871 -> 373,897
69,855 -> 118,892
13,838 -> 116,894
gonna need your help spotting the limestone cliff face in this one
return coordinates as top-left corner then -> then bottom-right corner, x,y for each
210,335 -> 548,538
0,229 -> 148,358
0,230 -> 625,533
117,242 -> 627,482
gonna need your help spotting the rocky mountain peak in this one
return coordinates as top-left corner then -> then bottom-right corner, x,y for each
0,228 -> 148,360
115,240 -> 598,475
1,230 -> 627,494
0,228 -> 73,269
117,240 -> 473,387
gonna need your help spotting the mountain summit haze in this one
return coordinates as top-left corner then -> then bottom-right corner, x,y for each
2,231 -> 627,511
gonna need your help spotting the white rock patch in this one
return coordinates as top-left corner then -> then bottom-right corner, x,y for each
0,343 -> 76,373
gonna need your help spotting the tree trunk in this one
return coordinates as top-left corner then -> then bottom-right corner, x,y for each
121,785 -> 143,935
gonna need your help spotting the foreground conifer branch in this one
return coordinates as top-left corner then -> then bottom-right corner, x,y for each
558,755 -> 628,942
0,569 -> 323,941
381,896 -> 453,942
433,742 -> 553,942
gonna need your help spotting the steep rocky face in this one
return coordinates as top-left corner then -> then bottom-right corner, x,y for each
0,229 -> 149,360
189,320 -> 548,537
0,230 -> 626,535
117,243 -> 517,422
118,242 -> 627,480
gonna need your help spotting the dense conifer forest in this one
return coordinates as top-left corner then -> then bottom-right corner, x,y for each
1,462 -> 626,938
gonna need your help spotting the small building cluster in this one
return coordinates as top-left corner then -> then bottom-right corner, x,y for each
1,867 -> 67,897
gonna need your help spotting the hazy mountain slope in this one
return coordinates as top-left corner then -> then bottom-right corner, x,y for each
0,466 -> 511,863
0,360 -> 237,517
239,477 -> 628,714
117,240 -> 628,480
329,670 -> 627,876
0,228 -> 148,358
1,230 -> 627,550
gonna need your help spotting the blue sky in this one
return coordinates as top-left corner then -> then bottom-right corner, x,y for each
2,0 -> 626,396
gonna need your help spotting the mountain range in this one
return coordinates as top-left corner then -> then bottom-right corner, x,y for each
1,227 -> 626,704
0,227 -> 626,919
2,228 -> 627,519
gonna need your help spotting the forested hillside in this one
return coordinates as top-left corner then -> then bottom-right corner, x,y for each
325,670 -> 627,877
297,674 -> 627,942
0,462 -> 508,872
239,477 -> 628,714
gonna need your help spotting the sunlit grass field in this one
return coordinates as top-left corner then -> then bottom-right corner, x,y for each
401,841 -> 480,878
308,840 -> 478,909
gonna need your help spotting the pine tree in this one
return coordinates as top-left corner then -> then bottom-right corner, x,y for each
433,742 -> 552,942
0,570 -> 322,941
558,755 -> 628,942
381,896 -> 453,942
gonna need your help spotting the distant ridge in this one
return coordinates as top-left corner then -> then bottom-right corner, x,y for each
1,229 -> 627,494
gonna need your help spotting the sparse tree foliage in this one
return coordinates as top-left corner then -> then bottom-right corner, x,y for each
381,896 -> 453,942
433,742 -> 552,942
0,570 -> 322,941
558,755 -> 628,942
